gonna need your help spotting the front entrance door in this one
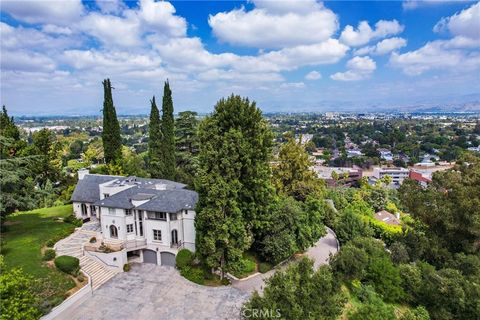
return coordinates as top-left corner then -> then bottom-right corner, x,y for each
109,225 -> 118,238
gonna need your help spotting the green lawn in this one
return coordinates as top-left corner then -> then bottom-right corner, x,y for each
1,205 -> 77,312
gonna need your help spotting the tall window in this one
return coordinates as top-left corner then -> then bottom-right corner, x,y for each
125,209 -> 132,216
153,229 -> 162,241
126,224 -> 134,233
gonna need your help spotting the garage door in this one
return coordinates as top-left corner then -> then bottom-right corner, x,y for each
143,250 -> 157,264
160,252 -> 176,267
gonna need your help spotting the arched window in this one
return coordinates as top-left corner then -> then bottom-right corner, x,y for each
171,229 -> 178,245
110,225 -> 118,238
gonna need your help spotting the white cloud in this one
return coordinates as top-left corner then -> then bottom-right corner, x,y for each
331,56 -> 376,81
80,13 -> 142,47
137,0 -> 187,37
280,82 -> 305,89
393,3 -> 480,76
1,50 -> 56,72
252,0 -> 323,14
1,0 -> 84,25
340,20 -> 404,47
208,2 -> 338,48
305,70 -> 322,80
390,38 -> 480,75
355,37 -> 407,56
41,24 -> 73,35
434,2 -> 480,39
403,0 -> 470,11
96,0 -> 126,14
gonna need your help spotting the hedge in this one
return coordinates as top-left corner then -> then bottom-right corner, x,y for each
54,256 -> 80,275
43,249 -> 56,261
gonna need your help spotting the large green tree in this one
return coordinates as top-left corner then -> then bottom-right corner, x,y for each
273,134 -> 323,201
101,79 -> 122,164
195,95 -> 273,275
0,106 -> 22,158
244,258 -> 346,320
175,111 -> 199,187
160,81 -> 176,180
148,96 -> 162,178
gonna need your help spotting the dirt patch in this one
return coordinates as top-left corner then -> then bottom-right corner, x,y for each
66,272 -> 88,296
3,220 -> 21,226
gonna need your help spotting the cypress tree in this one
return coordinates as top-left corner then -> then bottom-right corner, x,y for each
101,79 -> 122,164
148,96 -> 162,178
160,80 -> 175,180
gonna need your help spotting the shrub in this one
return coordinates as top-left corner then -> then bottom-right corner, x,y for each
54,256 -> 80,275
63,215 -> 83,226
176,249 -> 194,269
123,263 -> 131,272
46,239 -> 56,247
258,262 -> 273,274
180,266 -> 204,285
77,274 -> 85,282
43,249 -> 56,261
231,257 -> 256,278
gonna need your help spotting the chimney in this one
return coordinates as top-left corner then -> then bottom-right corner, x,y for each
78,168 -> 89,180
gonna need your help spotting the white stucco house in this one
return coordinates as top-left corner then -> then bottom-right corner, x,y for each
71,169 -> 198,266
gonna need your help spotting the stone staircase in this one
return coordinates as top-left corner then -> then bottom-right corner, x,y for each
54,222 -> 119,291
79,255 -> 118,290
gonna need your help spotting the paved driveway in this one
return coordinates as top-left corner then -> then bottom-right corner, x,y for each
66,264 -> 249,320
232,227 -> 339,293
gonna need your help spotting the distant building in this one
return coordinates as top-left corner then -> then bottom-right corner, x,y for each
374,210 -> 400,226
296,134 -> 313,145
409,170 -> 432,188
347,149 -> 364,158
378,148 -> 393,161
314,166 -> 363,187
371,167 -> 410,186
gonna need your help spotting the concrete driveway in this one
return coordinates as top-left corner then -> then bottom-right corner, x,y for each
66,264 -> 249,320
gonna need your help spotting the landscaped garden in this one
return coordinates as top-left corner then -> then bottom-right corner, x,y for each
1,205 -> 81,315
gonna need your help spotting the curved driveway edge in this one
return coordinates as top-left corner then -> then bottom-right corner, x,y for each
232,227 -> 339,294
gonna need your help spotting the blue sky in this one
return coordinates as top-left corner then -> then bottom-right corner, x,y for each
1,0 -> 479,115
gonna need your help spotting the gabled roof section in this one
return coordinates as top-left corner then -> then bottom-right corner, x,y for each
71,174 -> 120,203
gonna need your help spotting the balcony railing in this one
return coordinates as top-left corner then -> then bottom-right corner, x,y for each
124,239 -> 147,250
170,241 -> 183,249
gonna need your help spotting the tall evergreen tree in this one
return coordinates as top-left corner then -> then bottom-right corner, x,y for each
148,96 -> 162,178
101,79 -> 122,164
0,105 -> 21,157
175,111 -> 199,187
160,81 -> 176,180
195,95 -> 273,276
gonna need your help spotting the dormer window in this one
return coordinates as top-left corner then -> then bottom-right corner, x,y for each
103,193 -> 110,198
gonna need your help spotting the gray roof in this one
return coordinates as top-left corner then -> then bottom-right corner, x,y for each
136,189 -> 198,213
94,186 -> 198,213
71,174 -> 187,204
71,174 -> 121,203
